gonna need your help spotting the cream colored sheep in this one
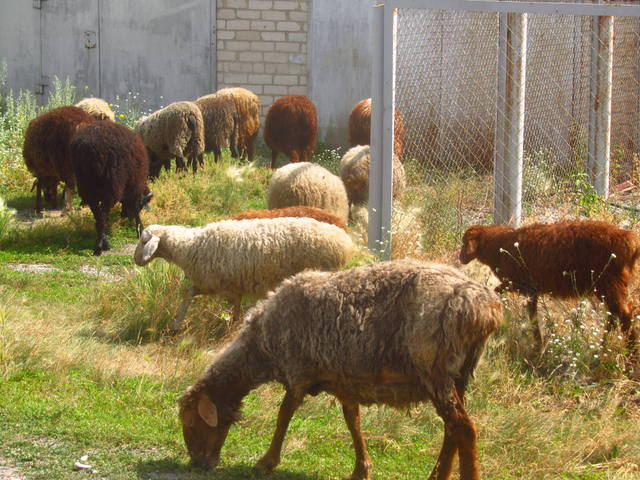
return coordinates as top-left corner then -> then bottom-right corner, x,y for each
339,145 -> 406,209
75,97 -> 115,121
134,217 -> 355,328
267,162 -> 349,224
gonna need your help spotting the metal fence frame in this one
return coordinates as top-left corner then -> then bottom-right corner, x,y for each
369,0 -> 640,258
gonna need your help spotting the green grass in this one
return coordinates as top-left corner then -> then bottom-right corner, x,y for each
0,71 -> 639,479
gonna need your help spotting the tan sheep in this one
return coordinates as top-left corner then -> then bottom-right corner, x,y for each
267,162 -> 350,224
216,88 -> 260,162
74,97 -> 116,121
195,92 -> 238,163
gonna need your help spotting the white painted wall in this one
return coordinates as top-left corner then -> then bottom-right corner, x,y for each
308,0 -> 374,146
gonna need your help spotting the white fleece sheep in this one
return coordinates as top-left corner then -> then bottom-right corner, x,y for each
339,145 -> 406,209
74,97 -> 115,121
134,217 -> 355,328
135,101 -> 205,175
267,162 -> 350,224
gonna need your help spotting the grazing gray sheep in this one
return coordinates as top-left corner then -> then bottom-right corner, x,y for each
178,259 -> 502,479
135,101 -> 205,176
195,92 -> 238,163
339,144 -> 406,209
134,217 -> 355,328
267,162 -> 349,224
74,97 -> 115,121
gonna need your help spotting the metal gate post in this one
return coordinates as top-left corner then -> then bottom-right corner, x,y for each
369,2 -> 396,259
494,12 -> 527,226
587,14 -> 614,198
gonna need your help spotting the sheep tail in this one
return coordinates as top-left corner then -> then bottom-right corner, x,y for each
187,114 -> 197,132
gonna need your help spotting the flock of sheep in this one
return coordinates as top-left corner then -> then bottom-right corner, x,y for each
18,89 -> 640,479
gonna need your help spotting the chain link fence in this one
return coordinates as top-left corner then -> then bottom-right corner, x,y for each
372,1 -> 640,256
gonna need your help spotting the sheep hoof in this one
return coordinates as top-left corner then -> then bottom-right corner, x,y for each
93,249 -> 103,256
254,456 -> 279,474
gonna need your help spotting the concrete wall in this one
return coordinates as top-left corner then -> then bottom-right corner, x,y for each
308,0 -> 373,146
0,3 -> 40,94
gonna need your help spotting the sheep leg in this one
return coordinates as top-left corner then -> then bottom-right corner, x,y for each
342,402 -> 373,480
231,296 -> 242,324
175,156 -> 186,172
213,147 -> 221,163
35,182 -> 43,214
255,388 -> 304,473
89,202 -> 111,256
603,287 -> 637,353
172,286 -> 200,331
430,387 -> 480,480
63,185 -> 74,211
270,150 -> 278,169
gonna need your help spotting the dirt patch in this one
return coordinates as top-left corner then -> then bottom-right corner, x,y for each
106,243 -> 137,256
7,263 -> 61,274
0,458 -> 23,480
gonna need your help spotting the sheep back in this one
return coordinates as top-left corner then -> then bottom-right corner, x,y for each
264,95 -> 317,164
232,206 -> 347,231
240,259 -> 502,406
461,220 -> 640,299
216,87 -> 260,160
267,162 -> 349,224
74,97 -> 115,121
22,106 -> 95,200
137,217 -> 354,300
339,145 -> 406,207
348,98 -> 405,159
135,101 -> 205,165
195,92 -> 237,157
71,120 -> 150,213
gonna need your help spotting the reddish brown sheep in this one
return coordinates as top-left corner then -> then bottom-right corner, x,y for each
22,106 -> 95,212
71,121 -> 152,256
348,98 -> 405,159
232,206 -> 347,231
459,220 -> 639,350
264,95 -> 317,168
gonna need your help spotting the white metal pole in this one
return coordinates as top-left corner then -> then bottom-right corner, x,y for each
587,14 -> 614,198
494,12 -> 527,226
369,3 -> 396,259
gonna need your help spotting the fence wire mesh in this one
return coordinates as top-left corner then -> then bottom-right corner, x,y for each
390,4 -> 640,256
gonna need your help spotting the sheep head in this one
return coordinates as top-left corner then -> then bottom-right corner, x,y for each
134,226 -> 161,266
459,225 -> 485,264
178,383 -> 232,470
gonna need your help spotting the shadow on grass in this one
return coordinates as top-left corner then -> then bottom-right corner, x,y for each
136,458 -> 323,480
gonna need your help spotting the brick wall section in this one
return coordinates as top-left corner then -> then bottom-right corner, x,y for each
216,0 -> 308,119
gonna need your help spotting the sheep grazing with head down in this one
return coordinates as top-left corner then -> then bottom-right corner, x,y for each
348,98 -> 405,159
74,97 -> 115,121
195,92 -> 238,163
339,144 -> 406,209
232,206 -> 347,231
178,259 -> 502,479
22,106 -> 95,213
459,220 -> 640,351
264,95 -> 317,168
216,87 -> 260,161
71,121 -> 152,256
135,101 -> 205,176
134,217 -> 355,329
267,162 -> 349,224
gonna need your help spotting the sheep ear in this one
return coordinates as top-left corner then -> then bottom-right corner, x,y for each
197,394 -> 218,428
466,238 -> 478,256
141,235 -> 160,262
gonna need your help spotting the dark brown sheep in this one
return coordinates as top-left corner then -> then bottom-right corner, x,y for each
459,220 -> 640,350
22,106 -> 95,212
348,98 -> 405,159
232,206 -> 347,231
264,95 -> 317,168
178,260 -> 502,479
71,121 -> 152,256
